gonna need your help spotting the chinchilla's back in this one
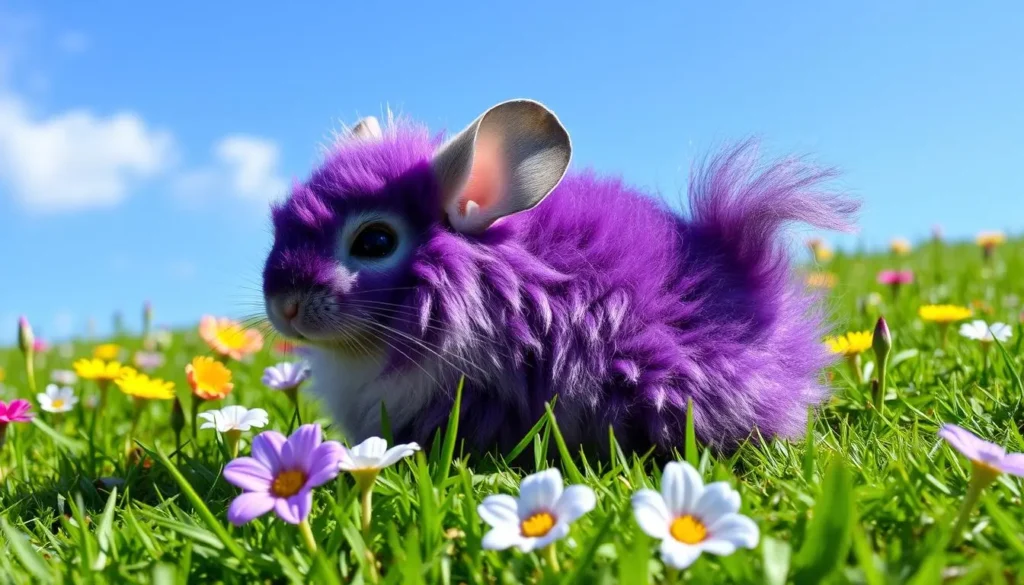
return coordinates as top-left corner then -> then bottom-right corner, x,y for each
403,141 -> 857,456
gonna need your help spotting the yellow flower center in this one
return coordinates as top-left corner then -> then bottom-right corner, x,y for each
520,512 -> 556,538
669,514 -> 707,545
271,470 -> 307,498
52,399 -> 65,409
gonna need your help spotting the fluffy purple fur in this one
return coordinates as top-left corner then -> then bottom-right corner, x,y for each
263,120 -> 858,456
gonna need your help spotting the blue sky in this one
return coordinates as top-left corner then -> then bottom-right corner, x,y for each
1,0 -> 1022,344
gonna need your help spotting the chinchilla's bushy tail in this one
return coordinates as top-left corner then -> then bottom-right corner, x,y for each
688,139 -> 859,276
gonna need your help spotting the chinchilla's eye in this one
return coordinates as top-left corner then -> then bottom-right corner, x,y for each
350,223 -> 398,259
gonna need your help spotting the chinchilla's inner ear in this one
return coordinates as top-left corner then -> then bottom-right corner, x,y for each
432,99 -> 572,234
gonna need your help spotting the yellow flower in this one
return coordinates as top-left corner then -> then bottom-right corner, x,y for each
825,331 -> 873,357
919,304 -> 972,324
890,238 -> 912,256
73,358 -> 134,383
976,231 -> 1006,249
115,371 -> 175,400
186,356 -> 234,400
805,271 -> 838,289
199,316 -> 264,360
93,343 -> 122,361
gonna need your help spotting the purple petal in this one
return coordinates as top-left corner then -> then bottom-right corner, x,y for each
305,441 -> 345,487
251,431 -> 287,474
223,458 -> 273,492
281,424 -> 322,472
1000,453 -> 1024,477
938,424 -> 992,461
274,489 -> 312,524
227,492 -> 276,525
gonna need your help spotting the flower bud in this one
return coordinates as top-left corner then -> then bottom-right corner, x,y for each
171,397 -> 186,436
17,316 -> 34,354
872,316 -> 891,359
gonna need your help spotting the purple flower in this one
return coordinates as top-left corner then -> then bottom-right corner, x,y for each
939,424 -> 1024,477
261,362 -> 311,392
223,424 -> 344,525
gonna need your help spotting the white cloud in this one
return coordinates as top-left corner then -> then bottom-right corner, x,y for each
0,94 -> 176,212
57,31 -> 89,54
173,135 -> 288,205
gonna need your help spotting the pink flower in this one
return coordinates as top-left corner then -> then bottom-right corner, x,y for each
877,270 -> 914,286
0,399 -> 34,447
222,424 -> 344,525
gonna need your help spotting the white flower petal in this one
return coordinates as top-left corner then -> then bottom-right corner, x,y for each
532,520 -> 571,549
478,495 -> 520,528
631,489 -> 671,539
351,437 -> 389,460
661,461 -> 704,515
481,526 -> 526,551
518,469 -> 563,518
377,443 -> 420,468
200,421 -> 217,430
692,482 -> 741,520
659,539 -> 702,570
707,514 -> 760,549
552,485 -> 596,524
697,537 -> 738,556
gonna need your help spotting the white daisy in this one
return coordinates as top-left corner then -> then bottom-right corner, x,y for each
197,405 -> 269,433
477,468 -> 596,552
50,369 -> 78,386
338,436 -> 420,485
631,461 -> 759,570
37,384 -> 79,413
959,319 -> 1012,344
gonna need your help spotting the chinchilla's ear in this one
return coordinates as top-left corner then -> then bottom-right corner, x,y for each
349,116 -> 383,140
432,99 -> 571,234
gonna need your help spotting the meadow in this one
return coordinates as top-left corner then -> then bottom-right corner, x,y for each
1,232 -> 1023,584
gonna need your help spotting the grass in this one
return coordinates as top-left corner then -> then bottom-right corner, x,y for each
2,236 -> 1024,583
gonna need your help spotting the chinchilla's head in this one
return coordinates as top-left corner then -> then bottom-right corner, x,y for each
262,100 -> 572,353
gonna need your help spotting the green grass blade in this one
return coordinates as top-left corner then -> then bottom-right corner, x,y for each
544,401 -> 584,485
0,518 -> 53,582
684,397 -> 699,468
434,375 -> 464,486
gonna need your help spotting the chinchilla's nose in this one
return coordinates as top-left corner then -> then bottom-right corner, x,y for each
268,294 -> 302,323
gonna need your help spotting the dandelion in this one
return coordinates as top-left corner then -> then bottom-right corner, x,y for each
477,468 -> 596,572
199,405 -> 269,457
939,424 -> 1024,545
37,384 -> 78,414
338,436 -> 420,537
223,424 -> 344,552
50,369 -> 78,386
919,304 -> 972,349
116,371 -> 175,451
976,231 -> 1006,262
805,271 -> 837,290
0,399 -> 34,448
890,237 -> 912,256
199,316 -> 263,361
877,269 -> 914,298
825,330 -> 873,384
17,316 -> 36,393
631,461 -> 759,571
93,343 -> 121,361
73,359 -> 134,410
133,351 -> 165,372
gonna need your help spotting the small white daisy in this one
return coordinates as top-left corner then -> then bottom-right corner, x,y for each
338,436 -> 420,485
197,405 -> 269,433
37,384 -> 79,414
477,468 -> 596,552
631,461 -> 759,570
959,319 -> 1012,344
50,369 -> 78,386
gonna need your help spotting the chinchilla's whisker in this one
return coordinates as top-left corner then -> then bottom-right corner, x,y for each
353,307 -> 517,362
350,319 -> 445,393
344,313 -> 487,382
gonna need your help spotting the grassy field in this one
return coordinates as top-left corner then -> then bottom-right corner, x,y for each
1,234 -> 1023,584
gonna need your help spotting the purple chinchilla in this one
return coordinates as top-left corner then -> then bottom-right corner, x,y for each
262,99 -> 858,457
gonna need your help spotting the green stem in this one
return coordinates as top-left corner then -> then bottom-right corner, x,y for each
875,355 -> 889,415
543,544 -> 561,572
23,352 -> 36,394
949,465 -> 1000,547
0,424 -> 8,450
360,485 -> 374,538
226,430 -> 241,459
939,323 -> 950,350
191,397 -> 203,441
298,518 -> 318,553
847,354 -> 863,385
